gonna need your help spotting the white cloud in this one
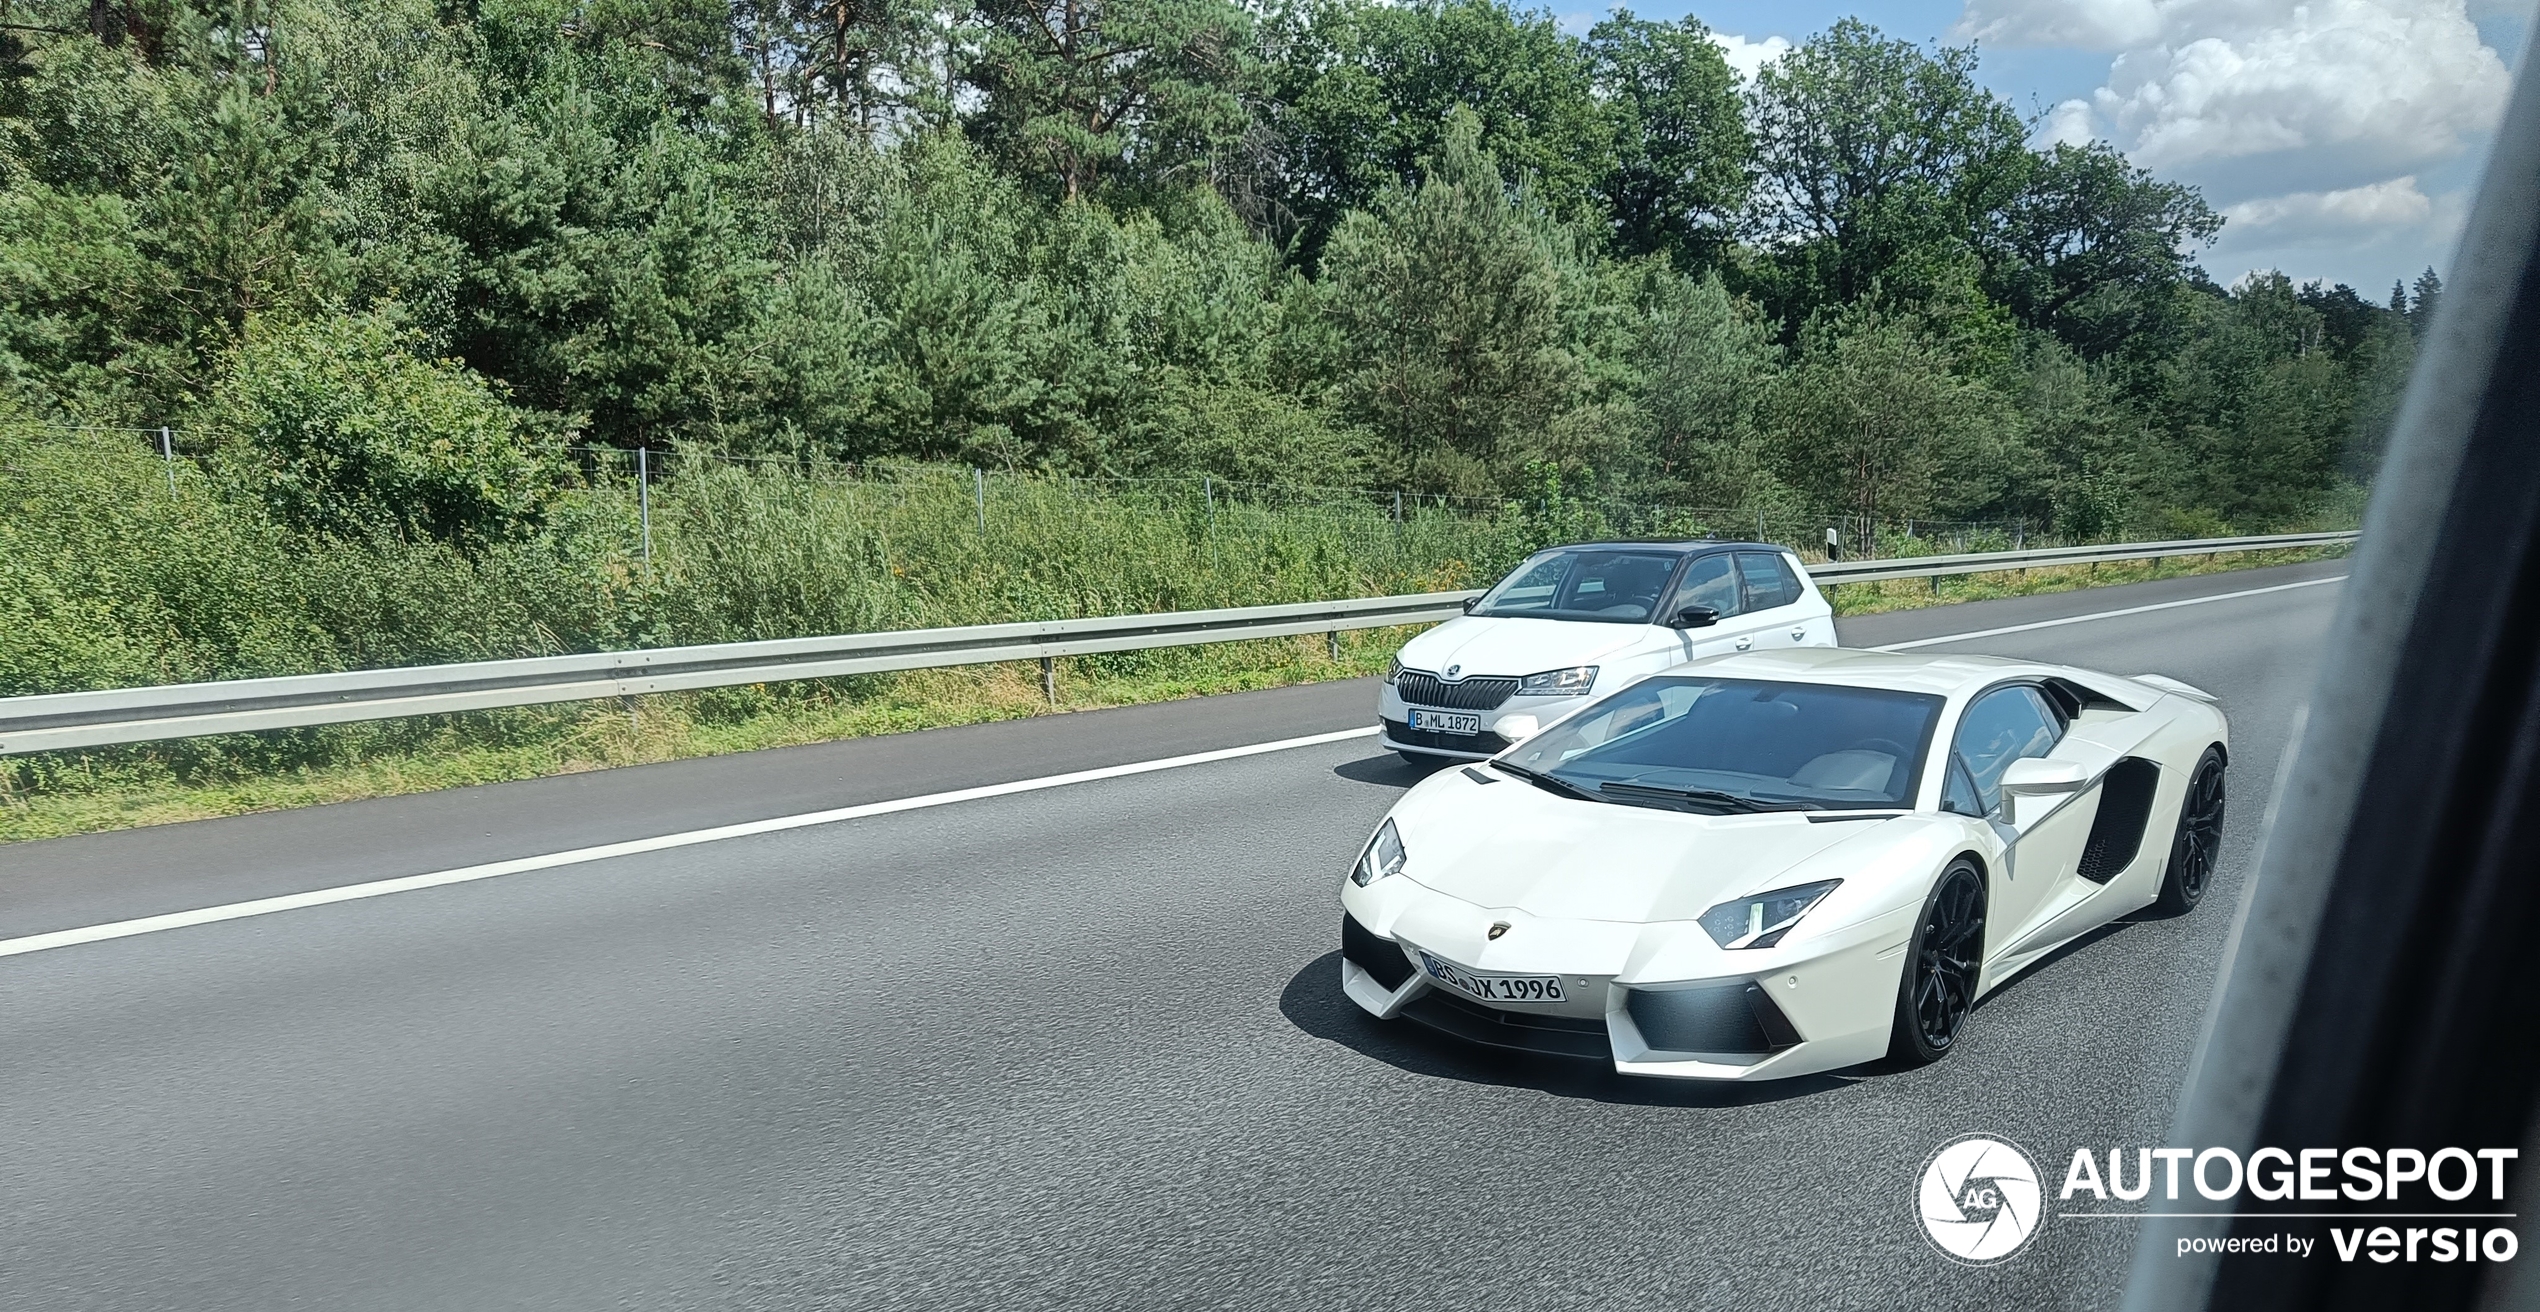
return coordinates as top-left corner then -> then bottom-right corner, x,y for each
1709,33 -> 1793,83
2039,98 -> 2098,147
2223,176 -> 2434,237
1954,0 -> 2512,279
2096,0 -> 2510,191
1957,0 -> 2162,49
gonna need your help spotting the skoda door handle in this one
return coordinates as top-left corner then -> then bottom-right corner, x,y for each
1790,627 -> 1806,640
1734,636 -> 1754,651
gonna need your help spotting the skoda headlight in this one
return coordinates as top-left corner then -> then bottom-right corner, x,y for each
1697,880 -> 1842,949
1384,656 -> 1402,685
1516,665 -> 1598,696
1352,818 -> 1406,887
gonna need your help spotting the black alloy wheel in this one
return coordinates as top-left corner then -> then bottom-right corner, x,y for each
2154,747 -> 2227,915
1889,861 -> 1987,1067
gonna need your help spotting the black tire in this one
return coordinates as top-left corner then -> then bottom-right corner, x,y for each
2154,747 -> 2227,915
1888,860 -> 1987,1068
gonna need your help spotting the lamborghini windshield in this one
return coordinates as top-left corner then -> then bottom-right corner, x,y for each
1497,676 -> 1943,812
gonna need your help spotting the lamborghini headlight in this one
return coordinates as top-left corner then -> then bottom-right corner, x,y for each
1352,818 -> 1406,887
1516,665 -> 1598,696
1697,880 -> 1842,949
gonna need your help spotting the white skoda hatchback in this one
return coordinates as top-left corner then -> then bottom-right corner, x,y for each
1379,542 -> 1836,762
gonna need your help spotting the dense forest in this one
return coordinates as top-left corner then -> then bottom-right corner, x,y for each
1,0 -> 2424,541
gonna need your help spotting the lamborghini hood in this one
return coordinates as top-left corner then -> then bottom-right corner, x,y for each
1386,768 -> 1895,924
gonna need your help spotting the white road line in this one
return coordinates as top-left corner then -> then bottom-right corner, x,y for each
0,726 -> 1379,961
1868,575 -> 2347,652
4,572 -> 2351,961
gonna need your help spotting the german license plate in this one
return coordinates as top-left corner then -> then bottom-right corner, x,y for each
1409,709 -> 1482,735
1419,951 -> 1565,1003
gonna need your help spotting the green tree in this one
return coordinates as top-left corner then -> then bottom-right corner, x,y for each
1315,109 -> 1604,493
1765,305 -> 2014,529
1743,20 -> 2028,328
1586,13 -> 1749,267
205,310 -> 562,545
960,0 -> 1254,200
1988,142 -> 2221,358
1624,265 -> 1777,503
1261,0 -> 1610,265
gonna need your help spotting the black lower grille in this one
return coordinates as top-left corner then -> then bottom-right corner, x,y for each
1624,980 -> 1802,1064
1342,913 -> 1415,991
2078,758 -> 2161,883
1401,988 -> 1611,1060
1382,718 -> 1511,754
1395,672 -> 1520,711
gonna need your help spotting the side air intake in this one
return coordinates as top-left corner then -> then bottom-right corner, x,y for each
2078,758 -> 2161,884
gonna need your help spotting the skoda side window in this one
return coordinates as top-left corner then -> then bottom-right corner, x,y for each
1377,541 -> 1839,764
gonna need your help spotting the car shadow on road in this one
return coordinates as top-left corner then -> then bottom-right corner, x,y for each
1330,751 -> 1443,789
1279,950 -> 1873,1108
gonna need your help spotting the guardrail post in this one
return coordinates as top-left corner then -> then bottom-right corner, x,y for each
1040,656 -> 1056,705
1328,631 -> 1340,661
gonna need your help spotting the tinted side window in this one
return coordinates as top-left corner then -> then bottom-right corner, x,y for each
1952,686 -> 2064,815
1669,554 -> 1741,620
1736,552 -> 1803,611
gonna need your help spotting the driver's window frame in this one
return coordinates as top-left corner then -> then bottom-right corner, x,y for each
1666,552 -> 1743,623
1947,681 -> 2069,818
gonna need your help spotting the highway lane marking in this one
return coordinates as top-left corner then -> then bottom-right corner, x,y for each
0,726 -> 1380,961
4,574 -> 2349,961
1868,575 -> 2348,652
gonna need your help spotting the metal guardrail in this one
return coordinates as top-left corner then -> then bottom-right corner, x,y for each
0,530 -> 2354,755
1808,530 -> 2357,585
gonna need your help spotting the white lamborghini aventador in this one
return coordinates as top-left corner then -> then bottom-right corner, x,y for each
1338,647 -> 2229,1081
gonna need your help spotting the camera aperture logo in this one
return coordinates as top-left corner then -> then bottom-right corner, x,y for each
1920,1135 -> 2045,1264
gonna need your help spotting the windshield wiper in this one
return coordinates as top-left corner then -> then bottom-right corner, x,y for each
1597,781 -> 1817,814
1490,760 -> 1602,802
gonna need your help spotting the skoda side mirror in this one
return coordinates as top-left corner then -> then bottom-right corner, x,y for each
1670,605 -> 1720,629
1462,597 -> 1480,614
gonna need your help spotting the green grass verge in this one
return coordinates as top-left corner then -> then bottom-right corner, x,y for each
0,546 -> 2348,845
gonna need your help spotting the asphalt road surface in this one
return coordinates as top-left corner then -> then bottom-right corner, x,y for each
0,559 -> 2350,1312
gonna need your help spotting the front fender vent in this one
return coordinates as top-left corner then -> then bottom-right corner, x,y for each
1342,912 -> 1416,991
1625,980 -> 1802,1064
2078,757 -> 2162,884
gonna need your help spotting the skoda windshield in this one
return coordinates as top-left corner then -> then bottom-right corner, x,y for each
1468,548 -> 1684,624
1496,676 -> 1944,813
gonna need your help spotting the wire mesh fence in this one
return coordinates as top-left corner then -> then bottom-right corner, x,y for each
22,419 -> 2051,573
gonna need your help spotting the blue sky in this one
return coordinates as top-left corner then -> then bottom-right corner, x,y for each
1562,0 -> 2535,295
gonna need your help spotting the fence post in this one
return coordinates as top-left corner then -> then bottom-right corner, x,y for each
1392,491 -> 1401,525
973,467 -> 986,535
1040,655 -> 1057,705
637,447 -> 652,564
158,426 -> 176,497
1204,476 -> 1215,529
